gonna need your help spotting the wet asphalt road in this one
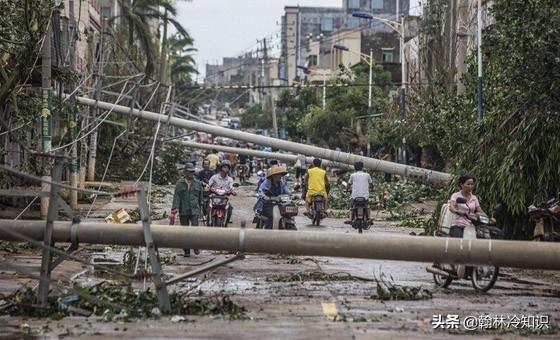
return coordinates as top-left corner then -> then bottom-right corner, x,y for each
1,182 -> 559,339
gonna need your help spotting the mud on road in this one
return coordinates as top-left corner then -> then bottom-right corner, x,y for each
1,182 -> 559,339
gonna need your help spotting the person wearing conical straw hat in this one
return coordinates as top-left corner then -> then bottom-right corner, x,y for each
254,166 -> 292,229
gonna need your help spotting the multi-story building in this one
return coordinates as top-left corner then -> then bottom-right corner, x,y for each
280,6 -> 346,84
280,0 -> 410,84
405,0 -> 494,93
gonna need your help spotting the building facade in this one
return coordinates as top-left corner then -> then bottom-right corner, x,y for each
280,0 -> 410,84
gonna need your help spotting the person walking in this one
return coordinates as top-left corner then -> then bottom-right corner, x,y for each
294,154 -> 307,188
169,163 -> 203,257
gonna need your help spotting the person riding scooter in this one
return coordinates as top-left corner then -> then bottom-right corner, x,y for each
207,160 -> 236,225
346,161 -> 373,224
304,158 -> 329,216
448,174 -> 486,238
254,166 -> 292,229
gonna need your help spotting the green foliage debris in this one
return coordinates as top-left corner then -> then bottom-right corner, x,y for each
0,281 -> 246,321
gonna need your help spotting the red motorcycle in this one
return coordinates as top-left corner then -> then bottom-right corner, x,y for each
207,188 -> 234,227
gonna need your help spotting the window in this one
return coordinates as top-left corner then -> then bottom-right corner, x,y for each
382,50 -> 393,63
347,16 -> 359,28
308,55 -> 318,66
348,0 -> 360,9
372,0 -> 384,9
101,6 -> 111,19
321,17 -> 333,32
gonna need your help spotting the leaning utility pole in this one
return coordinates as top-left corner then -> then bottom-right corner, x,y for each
263,39 -> 279,138
88,20 -> 106,182
69,95 -> 452,184
40,8 -> 53,218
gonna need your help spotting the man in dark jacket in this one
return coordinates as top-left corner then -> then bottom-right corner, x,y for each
170,163 -> 203,256
197,159 -> 215,184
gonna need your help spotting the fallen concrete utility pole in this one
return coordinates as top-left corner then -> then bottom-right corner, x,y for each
178,141 -> 352,170
2,220 -> 559,270
71,95 -> 451,185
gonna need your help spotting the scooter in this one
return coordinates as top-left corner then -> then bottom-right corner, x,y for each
237,163 -> 250,185
529,196 -> 560,241
255,194 -> 298,230
309,194 -> 326,226
207,188 -> 233,227
427,197 -> 503,292
341,181 -> 373,233
350,197 -> 372,233
198,180 -> 210,224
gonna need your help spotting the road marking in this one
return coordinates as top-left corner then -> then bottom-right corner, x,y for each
321,302 -> 339,321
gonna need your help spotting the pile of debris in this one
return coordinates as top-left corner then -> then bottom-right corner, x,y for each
0,281 -> 246,321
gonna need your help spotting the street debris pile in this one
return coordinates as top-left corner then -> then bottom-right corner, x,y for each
266,271 -> 372,283
0,281 -> 246,321
329,174 -> 442,228
390,210 -> 434,230
330,175 -> 442,212
373,275 -> 432,301
0,241 -> 37,254
105,208 -> 168,224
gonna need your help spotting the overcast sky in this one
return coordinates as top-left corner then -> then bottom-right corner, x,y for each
176,0 -> 341,80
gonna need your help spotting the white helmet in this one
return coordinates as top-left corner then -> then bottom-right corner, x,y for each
256,170 -> 265,178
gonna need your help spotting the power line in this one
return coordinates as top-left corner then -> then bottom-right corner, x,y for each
174,80 -> 456,91
50,79 -> 139,152
0,164 -> 111,196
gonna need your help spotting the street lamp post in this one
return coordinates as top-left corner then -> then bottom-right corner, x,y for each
400,16 -> 406,121
353,10 -> 408,164
333,44 -> 374,156
368,49 -> 373,118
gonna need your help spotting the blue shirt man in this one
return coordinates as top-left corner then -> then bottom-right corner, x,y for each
254,167 -> 291,229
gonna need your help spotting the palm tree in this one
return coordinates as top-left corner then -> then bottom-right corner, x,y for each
167,33 -> 198,84
159,0 -> 192,83
113,0 -> 189,77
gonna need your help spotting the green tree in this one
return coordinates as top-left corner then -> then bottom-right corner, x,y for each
114,0 -> 189,76
276,87 -> 319,141
301,62 -> 392,149
167,33 -> 198,85
407,0 -> 560,238
240,104 -> 273,130
453,0 -> 560,238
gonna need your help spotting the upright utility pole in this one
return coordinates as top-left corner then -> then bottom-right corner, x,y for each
399,15 -> 407,165
263,39 -> 279,138
68,0 -> 78,209
476,0 -> 484,123
399,16 -> 406,121
40,8 -> 53,218
88,20 -> 106,181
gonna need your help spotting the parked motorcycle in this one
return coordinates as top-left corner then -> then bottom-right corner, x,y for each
309,194 -> 326,226
207,188 -> 233,227
529,196 -> 560,241
255,194 -> 298,230
427,197 -> 503,292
